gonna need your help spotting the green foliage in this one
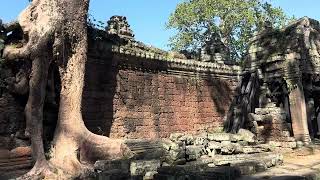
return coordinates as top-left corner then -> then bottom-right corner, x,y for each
167,0 -> 293,60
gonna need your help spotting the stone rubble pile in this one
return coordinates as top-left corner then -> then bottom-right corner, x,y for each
249,102 -> 297,150
92,129 -> 298,179
154,152 -> 283,179
162,129 -> 268,165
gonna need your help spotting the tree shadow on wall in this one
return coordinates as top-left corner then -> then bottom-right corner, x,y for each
207,74 -> 233,116
81,45 -> 172,138
81,52 -> 119,137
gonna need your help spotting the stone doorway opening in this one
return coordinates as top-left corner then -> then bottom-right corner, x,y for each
311,90 -> 320,139
305,74 -> 320,140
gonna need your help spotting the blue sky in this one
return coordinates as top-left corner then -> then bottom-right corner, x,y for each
0,0 -> 319,50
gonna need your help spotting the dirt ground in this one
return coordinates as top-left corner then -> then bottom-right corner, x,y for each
239,145 -> 320,180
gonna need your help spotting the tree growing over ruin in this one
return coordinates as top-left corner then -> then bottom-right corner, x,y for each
1,0 -> 132,179
167,0 -> 292,60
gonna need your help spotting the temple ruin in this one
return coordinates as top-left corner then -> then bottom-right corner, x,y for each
226,17 -> 320,143
0,16 -> 320,179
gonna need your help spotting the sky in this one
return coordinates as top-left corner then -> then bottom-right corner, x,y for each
0,0 -> 319,50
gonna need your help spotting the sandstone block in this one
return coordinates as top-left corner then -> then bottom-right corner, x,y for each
194,136 -> 208,146
238,129 -> 256,143
268,141 -> 297,148
220,141 -> 243,154
162,139 -> 183,151
166,148 -> 185,161
130,160 -> 160,176
185,145 -> 205,161
207,141 -> 222,149
143,171 -> 158,180
169,133 -> 185,142
208,133 -> 231,141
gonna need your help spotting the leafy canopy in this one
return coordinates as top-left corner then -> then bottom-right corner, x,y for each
167,0 -> 292,60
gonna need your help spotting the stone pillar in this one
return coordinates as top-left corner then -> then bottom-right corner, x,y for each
289,84 -> 311,143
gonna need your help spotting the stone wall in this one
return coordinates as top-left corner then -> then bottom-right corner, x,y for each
241,17 -> 320,142
0,93 -> 24,136
0,19 -> 241,141
82,47 -> 240,139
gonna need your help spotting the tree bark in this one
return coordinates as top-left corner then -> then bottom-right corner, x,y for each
3,0 -> 132,178
24,55 -> 52,177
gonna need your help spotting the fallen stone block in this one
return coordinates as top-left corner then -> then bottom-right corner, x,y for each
231,134 -> 243,142
208,133 -> 231,141
143,171 -> 158,180
207,127 -> 224,133
130,159 -> 160,176
184,134 -> 195,145
220,141 -> 243,154
206,148 -> 216,157
207,141 -> 222,149
238,129 -> 256,143
242,146 -> 269,154
206,152 -> 283,170
165,148 -> 185,161
126,139 -> 164,160
268,141 -> 297,148
194,136 -> 208,146
161,139 -> 184,151
186,145 -> 206,161
94,159 -> 130,172
169,133 -> 185,142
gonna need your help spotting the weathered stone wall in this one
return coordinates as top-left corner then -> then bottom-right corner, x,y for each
0,93 -> 24,136
242,17 -> 320,142
0,23 -> 240,140
83,50 -> 240,139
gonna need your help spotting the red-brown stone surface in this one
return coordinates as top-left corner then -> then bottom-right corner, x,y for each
82,55 -> 237,139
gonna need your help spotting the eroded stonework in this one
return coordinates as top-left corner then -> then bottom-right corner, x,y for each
226,17 -> 320,143
83,16 -> 240,138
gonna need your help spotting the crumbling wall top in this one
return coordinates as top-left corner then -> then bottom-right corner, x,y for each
106,15 -> 135,40
90,16 -> 241,77
243,17 -> 320,79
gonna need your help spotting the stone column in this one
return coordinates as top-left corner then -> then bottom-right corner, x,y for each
289,83 -> 311,143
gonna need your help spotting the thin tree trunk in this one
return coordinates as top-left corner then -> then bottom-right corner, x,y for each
24,55 -> 51,176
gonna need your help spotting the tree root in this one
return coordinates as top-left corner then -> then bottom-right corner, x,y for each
18,158 -> 95,180
17,160 -> 57,180
3,1 -> 135,179
80,132 -> 134,163
44,131 -> 134,179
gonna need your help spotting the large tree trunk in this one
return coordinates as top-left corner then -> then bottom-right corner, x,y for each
3,0 -> 132,178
